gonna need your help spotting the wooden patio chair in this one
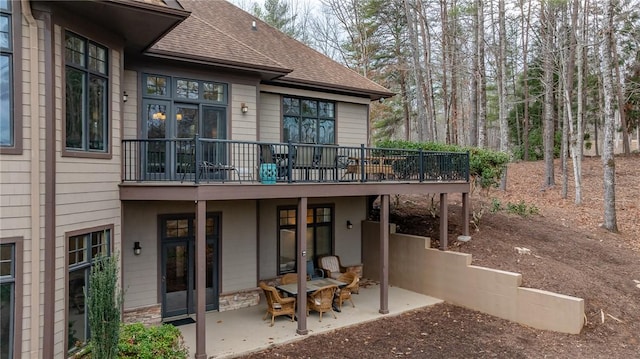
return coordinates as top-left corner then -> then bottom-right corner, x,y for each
336,272 -> 359,309
259,282 -> 296,326
280,273 -> 298,285
306,284 -> 338,322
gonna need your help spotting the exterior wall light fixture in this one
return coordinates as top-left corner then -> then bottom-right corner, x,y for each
241,103 -> 249,114
123,91 -> 128,103
346,220 -> 353,229
133,241 -> 142,255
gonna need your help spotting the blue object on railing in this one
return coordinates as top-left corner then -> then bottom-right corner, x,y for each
260,163 -> 277,184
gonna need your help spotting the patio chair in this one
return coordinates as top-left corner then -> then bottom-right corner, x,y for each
280,273 -> 298,285
292,145 -> 317,180
259,282 -> 296,327
319,255 -> 348,279
260,144 -> 289,180
306,260 -> 324,280
306,284 -> 338,322
317,146 -> 338,181
336,272 -> 359,309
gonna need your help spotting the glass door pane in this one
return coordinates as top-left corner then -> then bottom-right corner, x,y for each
176,105 -> 198,138
202,106 -> 225,139
175,104 -> 198,179
201,106 -> 226,164
190,239 -> 218,311
144,100 -> 170,177
205,242 -> 218,310
163,241 -> 190,317
67,270 -> 87,349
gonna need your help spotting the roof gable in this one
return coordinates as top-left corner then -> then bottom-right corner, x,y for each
149,0 -> 393,99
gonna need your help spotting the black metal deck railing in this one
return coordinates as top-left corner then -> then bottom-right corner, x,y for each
121,137 -> 470,184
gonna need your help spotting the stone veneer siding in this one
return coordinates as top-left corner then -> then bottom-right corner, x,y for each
122,289 -> 263,324
219,288 -> 261,312
123,304 -> 162,326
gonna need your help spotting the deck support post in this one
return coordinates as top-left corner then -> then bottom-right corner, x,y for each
195,200 -> 207,358
379,194 -> 389,314
296,197 -> 309,335
440,193 -> 448,250
462,192 -> 469,236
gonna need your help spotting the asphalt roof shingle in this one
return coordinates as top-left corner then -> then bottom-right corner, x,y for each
150,0 -> 393,98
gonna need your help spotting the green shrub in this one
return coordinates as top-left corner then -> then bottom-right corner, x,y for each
505,200 -> 540,217
490,198 -> 502,213
117,323 -> 188,359
87,254 -> 122,359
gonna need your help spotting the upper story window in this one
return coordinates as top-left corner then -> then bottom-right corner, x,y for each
65,31 -> 109,153
144,74 -> 227,104
283,96 -> 335,144
0,1 -> 14,148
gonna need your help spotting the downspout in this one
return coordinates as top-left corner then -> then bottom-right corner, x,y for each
21,0 -> 42,356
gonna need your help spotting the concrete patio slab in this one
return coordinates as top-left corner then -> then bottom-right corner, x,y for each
178,283 -> 443,358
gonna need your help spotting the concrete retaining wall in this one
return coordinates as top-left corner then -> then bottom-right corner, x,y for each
362,221 -> 584,334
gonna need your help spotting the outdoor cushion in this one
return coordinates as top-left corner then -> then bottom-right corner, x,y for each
320,256 -> 342,279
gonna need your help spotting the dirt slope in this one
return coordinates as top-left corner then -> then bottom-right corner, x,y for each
241,155 -> 640,359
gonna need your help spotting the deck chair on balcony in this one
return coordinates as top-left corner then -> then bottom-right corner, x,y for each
306,284 -> 338,322
260,144 -> 289,180
292,145 -> 317,181
317,146 -> 338,181
259,282 -> 296,327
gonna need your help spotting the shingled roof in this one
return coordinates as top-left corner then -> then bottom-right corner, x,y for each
147,0 -> 393,100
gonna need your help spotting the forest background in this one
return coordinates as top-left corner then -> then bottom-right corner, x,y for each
231,0 -> 639,231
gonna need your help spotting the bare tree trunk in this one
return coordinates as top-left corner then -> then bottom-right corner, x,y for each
570,0 -> 583,205
612,38 -> 630,155
398,56 -> 412,141
601,0 -> 619,232
450,36 -> 459,145
542,1 -> 556,188
594,8 -> 603,158
498,0 -> 508,190
520,0 -> 532,161
477,0 -> 487,148
470,0 -> 479,147
440,0 -> 450,143
417,1 -> 437,141
578,0 -> 589,163
560,28 -> 568,200
596,78 -> 602,157
561,0 -> 578,201
403,0 -> 427,141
